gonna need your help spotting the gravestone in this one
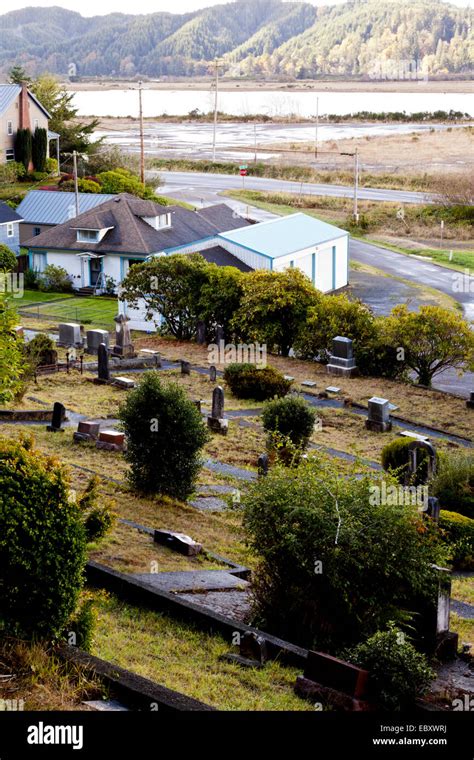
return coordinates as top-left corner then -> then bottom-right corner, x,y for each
112,314 -> 135,358
209,365 -> 217,382
301,380 -> 317,388
221,632 -> 268,669
295,651 -> 371,710
426,496 -> 440,522
86,329 -> 109,355
73,420 -> 100,443
467,392 -> 474,410
96,430 -> 124,452
139,348 -> 162,367
154,529 -> 202,557
58,323 -> 82,348
95,342 -> 110,384
326,336 -> 357,378
14,325 -> 24,338
46,402 -> 65,433
196,321 -> 206,345
113,376 -> 135,390
193,399 -> 202,413
408,439 -> 437,483
181,360 -> 191,375
365,397 -> 392,433
207,385 -> 228,435
257,453 -> 269,477
432,565 -> 458,660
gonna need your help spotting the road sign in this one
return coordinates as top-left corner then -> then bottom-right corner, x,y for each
239,163 -> 248,170
240,169 -> 248,176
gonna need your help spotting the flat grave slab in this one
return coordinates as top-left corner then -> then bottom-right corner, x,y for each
301,380 -> 317,388
83,700 -> 129,712
197,484 -> 236,496
189,496 -> 227,512
400,430 -> 429,441
178,589 -> 251,623
134,570 -> 249,593
325,386 -> 341,393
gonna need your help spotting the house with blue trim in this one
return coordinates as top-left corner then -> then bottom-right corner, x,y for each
0,202 -> 23,255
24,193 -> 349,299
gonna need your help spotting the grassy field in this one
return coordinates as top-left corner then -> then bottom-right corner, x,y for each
10,290 -> 74,308
18,294 -> 118,329
92,593 -> 310,711
366,239 -> 474,272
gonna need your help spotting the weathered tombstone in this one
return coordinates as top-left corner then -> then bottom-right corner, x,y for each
408,439 -> 437,483
196,321 -> 206,345
73,420 -> 101,443
209,364 -> 217,382
181,360 -> 191,375
326,336 -> 357,378
295,650 -> 371,710
46,402 -> 65,433
240,632 -> 268,666
432,565 -> 458,660
86,329 -> 109,355
113,376 -> 135,390
207,385 -> 228,434
154,529 -> 202,557
96,430 -> 125,452
95,342 -> 110,384
216,324 -> 225,343
257,453 -> 269,477
365,397 -> 392,433
426,496 -> 440,522
467,392 -> 474,410
112,314 -> 135,358
58,323 -> 82,348
14,325 -> 24,338
193,399 -> 202,413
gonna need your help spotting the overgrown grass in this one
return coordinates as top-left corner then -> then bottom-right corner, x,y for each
92,593 -> 311,711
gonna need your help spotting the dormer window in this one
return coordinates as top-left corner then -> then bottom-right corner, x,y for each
77,229 -> 100,243
142,213 -> 172,230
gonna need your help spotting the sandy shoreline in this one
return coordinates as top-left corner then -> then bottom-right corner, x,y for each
66,78 -> 474,94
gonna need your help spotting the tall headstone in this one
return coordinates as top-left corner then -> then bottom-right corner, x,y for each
207,385 -> 228,435
209,365 -> 217,382
196,321 -> 207,345
46,402 -> 65,433
466,392 -> 474,410
181,360 -> 191,375
58,323 -> 82,348
326,336 -> 357,378
258,453 -> 269,477
365,397 -> 392,433
408,439 -> 437,483
112,314 -> 135,358
96,342 -> 110,383
86,329 -> 109,355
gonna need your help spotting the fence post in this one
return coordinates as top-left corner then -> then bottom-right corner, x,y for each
80,355 -> 83,375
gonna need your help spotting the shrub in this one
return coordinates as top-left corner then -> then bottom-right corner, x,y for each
0,244 -> 17,272
0,436 -> 87,639
438,510 -> 474,570
57,178 -> 101,194
344,625 -> 435,710
65,595 -> 97,653
431,451 -> 473,518
119,372 -> 209,499
0,161 -> 25,184
244,457 -> 446,650
38,264 -> 73,292
381,437 -> 431,485
224,363 -> 292,401
28,171 -> 49,183
77,475 -> 115,542
262,395 -> 316,449
25,333 -> 56,368
32,127 -> 48,173
45,157 -> 58,174
24,268 -> 39,289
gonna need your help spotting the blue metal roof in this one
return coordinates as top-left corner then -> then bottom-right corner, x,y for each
17,190 -> 117,225
0,84 -> 20,116
218,213 -> 348,259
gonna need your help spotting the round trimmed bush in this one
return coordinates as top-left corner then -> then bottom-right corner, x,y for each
438,510 -> 474,570
345,625 -> 435,710
119,371 -> 209,499
262,395 -> 316,449
0,244 -> 17,272
223,363 -> 292,401
0,436 -> 87,639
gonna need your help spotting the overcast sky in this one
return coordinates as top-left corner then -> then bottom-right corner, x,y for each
2,0 -> 471,16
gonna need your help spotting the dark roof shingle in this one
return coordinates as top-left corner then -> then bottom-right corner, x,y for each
0,202 -> 23,225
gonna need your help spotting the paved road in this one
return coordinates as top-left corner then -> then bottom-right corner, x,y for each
155,169 -> 432,205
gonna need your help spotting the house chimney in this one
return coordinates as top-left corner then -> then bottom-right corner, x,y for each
19,80 -> 31,131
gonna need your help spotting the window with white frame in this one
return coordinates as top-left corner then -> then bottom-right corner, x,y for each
77,229 -> 100,243
5,149 -> 15,161
7,223 -> 14,238
7,120 -> 13,135
32,252 -> 47,272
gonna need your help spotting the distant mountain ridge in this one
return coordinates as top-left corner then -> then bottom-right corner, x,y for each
0,0 -> 472,79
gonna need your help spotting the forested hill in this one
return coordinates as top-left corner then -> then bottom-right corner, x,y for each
0,0 -> 472,79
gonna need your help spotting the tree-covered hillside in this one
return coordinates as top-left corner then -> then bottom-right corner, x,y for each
0,0 -> 471,79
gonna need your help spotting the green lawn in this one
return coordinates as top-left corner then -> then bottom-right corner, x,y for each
11,290 -> 74,308
366,240 -> 473,273
18,293 -> 118,328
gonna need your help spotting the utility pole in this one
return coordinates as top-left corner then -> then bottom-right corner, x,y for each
212,58 -> 220,162
138,80 -> 145,184
72,150 -> 79,217
314,96 -> 319,159
353,147 -> 359,221
254,123 -> 257,163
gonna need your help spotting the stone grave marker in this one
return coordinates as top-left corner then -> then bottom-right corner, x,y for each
365,397 -> 392,433
193,399 -> 202,413
209,365 -> 217,382
112,314 -> 135,358
95,342 -> 110,384
207,386 -> 228,435
408,439 -> 437,482
196,321 -> 206,345
58,323 -> 82,348
326,336 -> 357,378
400,430 -> 429,442
96,430 -> 125,452
301,380 -> 317,388
86,329 -> 109,355
154,529 -> 202,557
46,402 -> 65,433
181,360 -> 191,375
216,325 -> 225,343
467,392 -> 474,410
113,377 -> 135,390
139,348 -> 161,367
326,386 -> 341,394
258,453 -> 269,477
295,650 -> 371,710
73,420 -> 100,443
